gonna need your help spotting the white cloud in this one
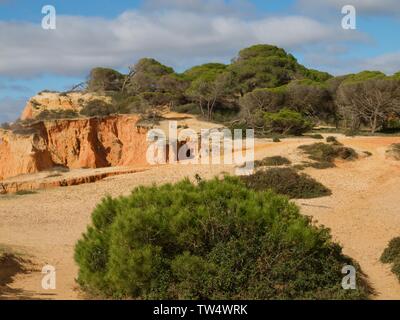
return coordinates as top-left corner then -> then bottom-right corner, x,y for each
0,8 -> 363,77
297,0 -> 400,16
360,52 -> 400,74
142,0 -> 254,16
302,50 -> 400,76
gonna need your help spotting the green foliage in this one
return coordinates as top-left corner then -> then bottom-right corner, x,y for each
36,109 -> 80,120
229,45 -> 332,96
183,63 -> 228,82
381,237 -> 400,281
381,237 -> 400,264
172,103 -> 201,115
241,168 -> 331,199
80,99 -> 126,117
254,156 -> 291,167
301,69 -> 332,82
75,177 -> 369,299
264,108 -> 313,135
229,45 -> 300,94
272,137 -> 281,142
125,58 -> 177,95
326,136 -> 338,143
298,143 -> 358,169
342,71 -> 386,84
87,68 -> 125,93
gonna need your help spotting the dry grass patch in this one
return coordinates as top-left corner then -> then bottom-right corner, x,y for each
298,142 -> 358,169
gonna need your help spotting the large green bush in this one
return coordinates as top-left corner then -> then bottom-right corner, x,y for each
75,177 -> 369,299
264,108 -> 313,135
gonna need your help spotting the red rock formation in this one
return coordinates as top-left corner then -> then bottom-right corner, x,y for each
0,115 -> 149,180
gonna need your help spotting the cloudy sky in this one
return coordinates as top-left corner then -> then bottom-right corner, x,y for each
1,0 -> 400,122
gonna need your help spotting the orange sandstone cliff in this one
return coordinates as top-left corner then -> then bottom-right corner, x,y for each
0,115 -> 149,180
21,91 -> 112,120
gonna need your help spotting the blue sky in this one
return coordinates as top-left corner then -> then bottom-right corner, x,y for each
1,0 -> 400,122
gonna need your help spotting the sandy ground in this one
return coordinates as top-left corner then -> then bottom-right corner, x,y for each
0,134 -> 400,299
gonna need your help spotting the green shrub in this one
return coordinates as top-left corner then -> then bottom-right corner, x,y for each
264,108 -> 313,135
326,136 -> 338,143
75,177 -> 369,299
298,143 -> 358,169
173,103 -> 201,115
254,156 -> 291,167
87,68 -> 125,93
80,100 -> 122,117
381,237 -> 400,281
36,109 -> 80,120
241,168 -> 331,199
381,237 -> 400,264
391,258 -> 400,280
272,137 -> 281,142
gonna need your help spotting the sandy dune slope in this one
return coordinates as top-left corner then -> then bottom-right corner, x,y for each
0,135 -> 399,299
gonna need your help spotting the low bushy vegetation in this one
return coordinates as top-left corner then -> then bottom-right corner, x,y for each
15,190 -> 37,196
75,177 -> 369,299
386,144 -> 400,160
0,249 -> 25,289
254,156 -> 291,167
381,237 -> 400,281
80,100 -> 125,117
36,109 -> 80,120
264,109 -> 313,135
298,143 -> 358,169
326,136 -> 342,145
241,168 -> 331,199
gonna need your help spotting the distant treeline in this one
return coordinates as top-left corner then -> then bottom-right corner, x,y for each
12,44 -> 399,136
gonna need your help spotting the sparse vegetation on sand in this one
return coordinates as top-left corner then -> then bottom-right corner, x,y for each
241,167 -> 331,199
0,248 -> 26,292
381,237 -> 400,281
307,134 -> 324,140
298,142 -> 358,169
15,190 -> 37,196
75,177 -> 369,299
386,143 -> 400,160
254,156 -> 291,168
326,136 -> 339,144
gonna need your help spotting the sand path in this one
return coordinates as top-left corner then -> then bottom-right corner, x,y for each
1,135 -> 400,299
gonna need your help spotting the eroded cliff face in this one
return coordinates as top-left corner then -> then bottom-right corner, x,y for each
21,92 -> 112,120
0,115 -> 149,180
